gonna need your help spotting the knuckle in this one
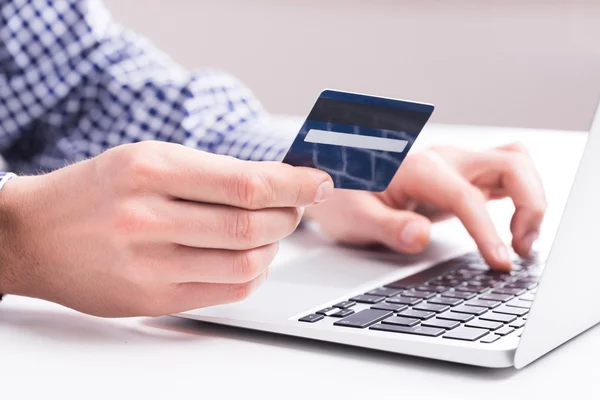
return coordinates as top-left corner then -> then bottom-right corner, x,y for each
408,151 -> 439,172
451,185 -> 485,210
230,210 -> 261,246
505,154 -> 530,176
234,171 -> 273,209
109,142 -> 165,189
531,201 -> 548,218
288,207 -> 304,232
508,141 -> 530,155
228,281 -> 254,303
112,201 -> 161,239
233,249 -> 265,282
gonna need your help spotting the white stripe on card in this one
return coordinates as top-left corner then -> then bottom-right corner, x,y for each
304,129 -> 408,153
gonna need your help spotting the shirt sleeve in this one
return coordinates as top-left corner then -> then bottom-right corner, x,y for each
0,0 -> 296,175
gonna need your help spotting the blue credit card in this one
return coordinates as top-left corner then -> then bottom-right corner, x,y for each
281,89 -> 434,192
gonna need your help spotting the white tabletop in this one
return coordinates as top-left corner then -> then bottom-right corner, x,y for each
2,122 -> 598,398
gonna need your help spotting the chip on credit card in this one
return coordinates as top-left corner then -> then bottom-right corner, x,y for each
281,89 -> 434,192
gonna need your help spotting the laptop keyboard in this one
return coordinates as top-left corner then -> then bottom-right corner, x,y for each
298,251 -> 540,344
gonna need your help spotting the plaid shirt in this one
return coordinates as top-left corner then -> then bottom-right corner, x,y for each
0,0 -> 300,301
0,0 -> 293,177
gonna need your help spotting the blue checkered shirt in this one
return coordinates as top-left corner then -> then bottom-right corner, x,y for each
0,0 -> 294,177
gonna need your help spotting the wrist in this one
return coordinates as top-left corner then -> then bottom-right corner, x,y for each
0,175 -> 31,296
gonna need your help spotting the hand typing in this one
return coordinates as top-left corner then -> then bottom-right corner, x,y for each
305,142 -> 547,271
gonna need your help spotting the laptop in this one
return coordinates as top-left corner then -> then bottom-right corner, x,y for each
175,101 -> 600,369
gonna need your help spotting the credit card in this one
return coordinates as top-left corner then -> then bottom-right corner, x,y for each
281,89 -> 434,192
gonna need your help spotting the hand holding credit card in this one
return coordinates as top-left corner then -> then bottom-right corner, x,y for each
281,89 -> 434,192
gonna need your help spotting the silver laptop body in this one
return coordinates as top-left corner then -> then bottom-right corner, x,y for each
176,101 -> 600,369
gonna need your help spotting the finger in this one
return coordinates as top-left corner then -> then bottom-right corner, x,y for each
465,151 -> 547,256
134,142 -> 334,209
394,152 -> 513,270
359,198 -> 432,254
161,271 -> 269,315
495,141 -> 531,156
155,199 -> 303,250
164,242 -> 279,284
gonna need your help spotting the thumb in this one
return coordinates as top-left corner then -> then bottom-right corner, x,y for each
369,203 -> 432,254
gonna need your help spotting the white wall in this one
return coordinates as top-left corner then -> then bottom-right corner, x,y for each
103,0 -> 600,131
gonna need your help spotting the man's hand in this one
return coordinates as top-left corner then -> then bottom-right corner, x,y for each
305,142 -> 547,271
0,141 -> 333,317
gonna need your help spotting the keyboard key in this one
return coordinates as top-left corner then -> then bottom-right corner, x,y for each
428,296 -> 463,306
479,293 -> 514,302
492,287 -> 526,296
456,266 -> 485,275
473,279 -> 500,287
494,306 -> 528,317
452,305 -> 488,315
509,319 -> 527,329
506,299 -> 532,309
350,294 -> 385,304
331,309 -> 355,318
384,264 -> 458,289
480,334 -> 501,344
398,309 -> 435,320
438,311 -> 474,323
370,324 -> 445,337
402,290 -> 436,299
463,280 -> 486,287
334,309 -> 392,328
422,318 -> 460,330
480,313 -> 517,324
465,299 -> 501,309
519,275 -> 540,283
440,279 -> 462,287
482,270 -> 511,279
422,285 -> 451,293
520,293 -> 535,302
514,257 -> 538,269
387,296 -> 422,306
506,281 -> 537,290
441,290 -> 476,300
516,329 -> 524,337
495,326 -> 515,336
366,287 -> 402,297
333,301 -> 356,309
382,316 -> 420,327
316,307 -> 339,316
413,303 -> 450,313
441,273 -> 462,281
299,314 -> 324,323
465,319 -> 503,330
443,327 -> 488,341
455,286 -> 482,293
371,303 -> 408,313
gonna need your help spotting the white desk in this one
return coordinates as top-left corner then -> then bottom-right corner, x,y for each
2,122 -> 598,399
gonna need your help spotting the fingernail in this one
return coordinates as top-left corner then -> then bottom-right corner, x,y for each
522,231 -> 539,254
400,220 -> 428,247
315,181 -> 334,203
495,243 -> 511,267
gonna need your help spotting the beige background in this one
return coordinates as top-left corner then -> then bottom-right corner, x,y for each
103,0 -> 600,131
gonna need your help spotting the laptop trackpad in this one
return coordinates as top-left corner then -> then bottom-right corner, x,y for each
181,246 -> 459,322
269,248 -> 419,289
